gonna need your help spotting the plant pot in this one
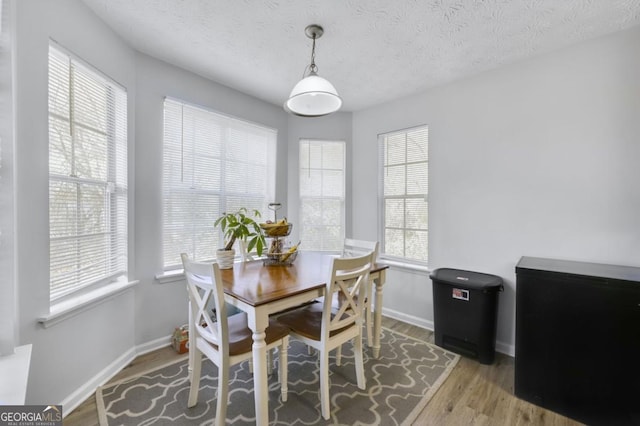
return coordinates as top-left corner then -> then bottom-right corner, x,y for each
216,248 -> 235,269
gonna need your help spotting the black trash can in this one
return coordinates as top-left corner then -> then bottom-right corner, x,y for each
430,268 -> 503,364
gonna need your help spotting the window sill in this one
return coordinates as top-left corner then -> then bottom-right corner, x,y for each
38,278 -> 139,328
155,257 -> 255,284
379,258 -> 431,275
0,344 -> 32,405
155,269 -> 184,284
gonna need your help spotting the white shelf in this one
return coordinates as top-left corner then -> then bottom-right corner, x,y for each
0,344 -> 32,405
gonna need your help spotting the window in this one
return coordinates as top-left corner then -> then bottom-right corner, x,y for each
299,139 -> 345,251
162,99 -> 276,270
48,44 -> 128,301
379,126 -> 428,263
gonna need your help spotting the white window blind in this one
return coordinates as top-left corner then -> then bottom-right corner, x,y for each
379,126 -> 428,263
48,44 -> 128,301
162,98 -> 276,269
299,139 -> 345,251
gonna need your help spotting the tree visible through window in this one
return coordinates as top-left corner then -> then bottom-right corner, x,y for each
48,44 -> 128,300
379,126 -> 428,263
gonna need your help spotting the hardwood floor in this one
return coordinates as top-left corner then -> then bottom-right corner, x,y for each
63,317 -> 582,425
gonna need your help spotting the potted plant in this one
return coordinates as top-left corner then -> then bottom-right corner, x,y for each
214,207 -> 266,269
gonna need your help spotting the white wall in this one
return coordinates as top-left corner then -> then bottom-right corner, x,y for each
0,0 -> 16,356
14,0 -> 138,406
352,25 -> 640,354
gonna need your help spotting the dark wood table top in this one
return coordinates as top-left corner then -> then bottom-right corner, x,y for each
219,251 -> 388,307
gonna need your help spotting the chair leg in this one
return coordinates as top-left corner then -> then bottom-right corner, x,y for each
188,303 -> 194,382
215,358 -> 230,426
187,348 -> 203,408
279,337 -> 289,402
267,349 -> 273,375
336,345 -> 342,366
354,334 -> 366,390
319,349 -> 331,420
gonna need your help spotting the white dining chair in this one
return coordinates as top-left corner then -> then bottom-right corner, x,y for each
307,239 -> 378,365
181,253 -> 290,426
237,239 -> 258,262
342,238 -> 379,346
277,252 -> 373,420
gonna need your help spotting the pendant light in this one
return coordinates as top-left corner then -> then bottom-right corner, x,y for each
285,24 -> 342,117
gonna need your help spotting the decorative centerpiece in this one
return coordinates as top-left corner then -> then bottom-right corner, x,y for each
214,208 -> 266,269
259,203 -> 300,266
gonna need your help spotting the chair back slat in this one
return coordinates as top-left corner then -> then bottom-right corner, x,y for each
343,238 -> 379,261
238,240 -> 257,262
323,253 -> 373,336
181,253 -> 229,353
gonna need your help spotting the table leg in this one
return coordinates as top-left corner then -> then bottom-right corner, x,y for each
372,270 -> 386,359
248,312 -> 269,426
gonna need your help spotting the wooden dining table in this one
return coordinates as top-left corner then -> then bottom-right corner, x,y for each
214,251 -> 388,426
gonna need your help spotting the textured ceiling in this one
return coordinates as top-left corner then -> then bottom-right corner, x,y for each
81,0 -> 640,112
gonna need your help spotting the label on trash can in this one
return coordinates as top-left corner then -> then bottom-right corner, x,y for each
452,288 -> 469,301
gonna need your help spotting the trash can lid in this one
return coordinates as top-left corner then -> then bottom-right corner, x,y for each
430,268 -> 503,291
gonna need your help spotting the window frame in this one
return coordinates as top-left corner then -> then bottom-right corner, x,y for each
161,98 -> 277,271
378,125 -> 429,266
298,139 -> 346,252
47,42 -> 129,302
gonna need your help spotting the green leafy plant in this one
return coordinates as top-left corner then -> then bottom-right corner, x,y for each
214,207 -> 266,256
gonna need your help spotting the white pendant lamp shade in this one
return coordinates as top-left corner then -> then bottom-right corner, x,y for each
285,73 -> 342,117
285,24 -> 341,117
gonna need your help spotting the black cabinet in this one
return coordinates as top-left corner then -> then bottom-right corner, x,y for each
515,256 -> 640,426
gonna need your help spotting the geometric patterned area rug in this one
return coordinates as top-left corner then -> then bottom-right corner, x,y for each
96,328 -> 459,426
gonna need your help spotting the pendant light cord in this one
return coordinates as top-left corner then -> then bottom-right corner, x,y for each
305,33 -> 318,77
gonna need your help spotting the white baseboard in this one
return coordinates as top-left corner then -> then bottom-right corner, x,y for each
382,307 -> 434,331
61,347 -> 136,416
136,335 -> 173,358
382,307 -> 515,357
61,335 -> 172,417
495,341 -> 515,357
